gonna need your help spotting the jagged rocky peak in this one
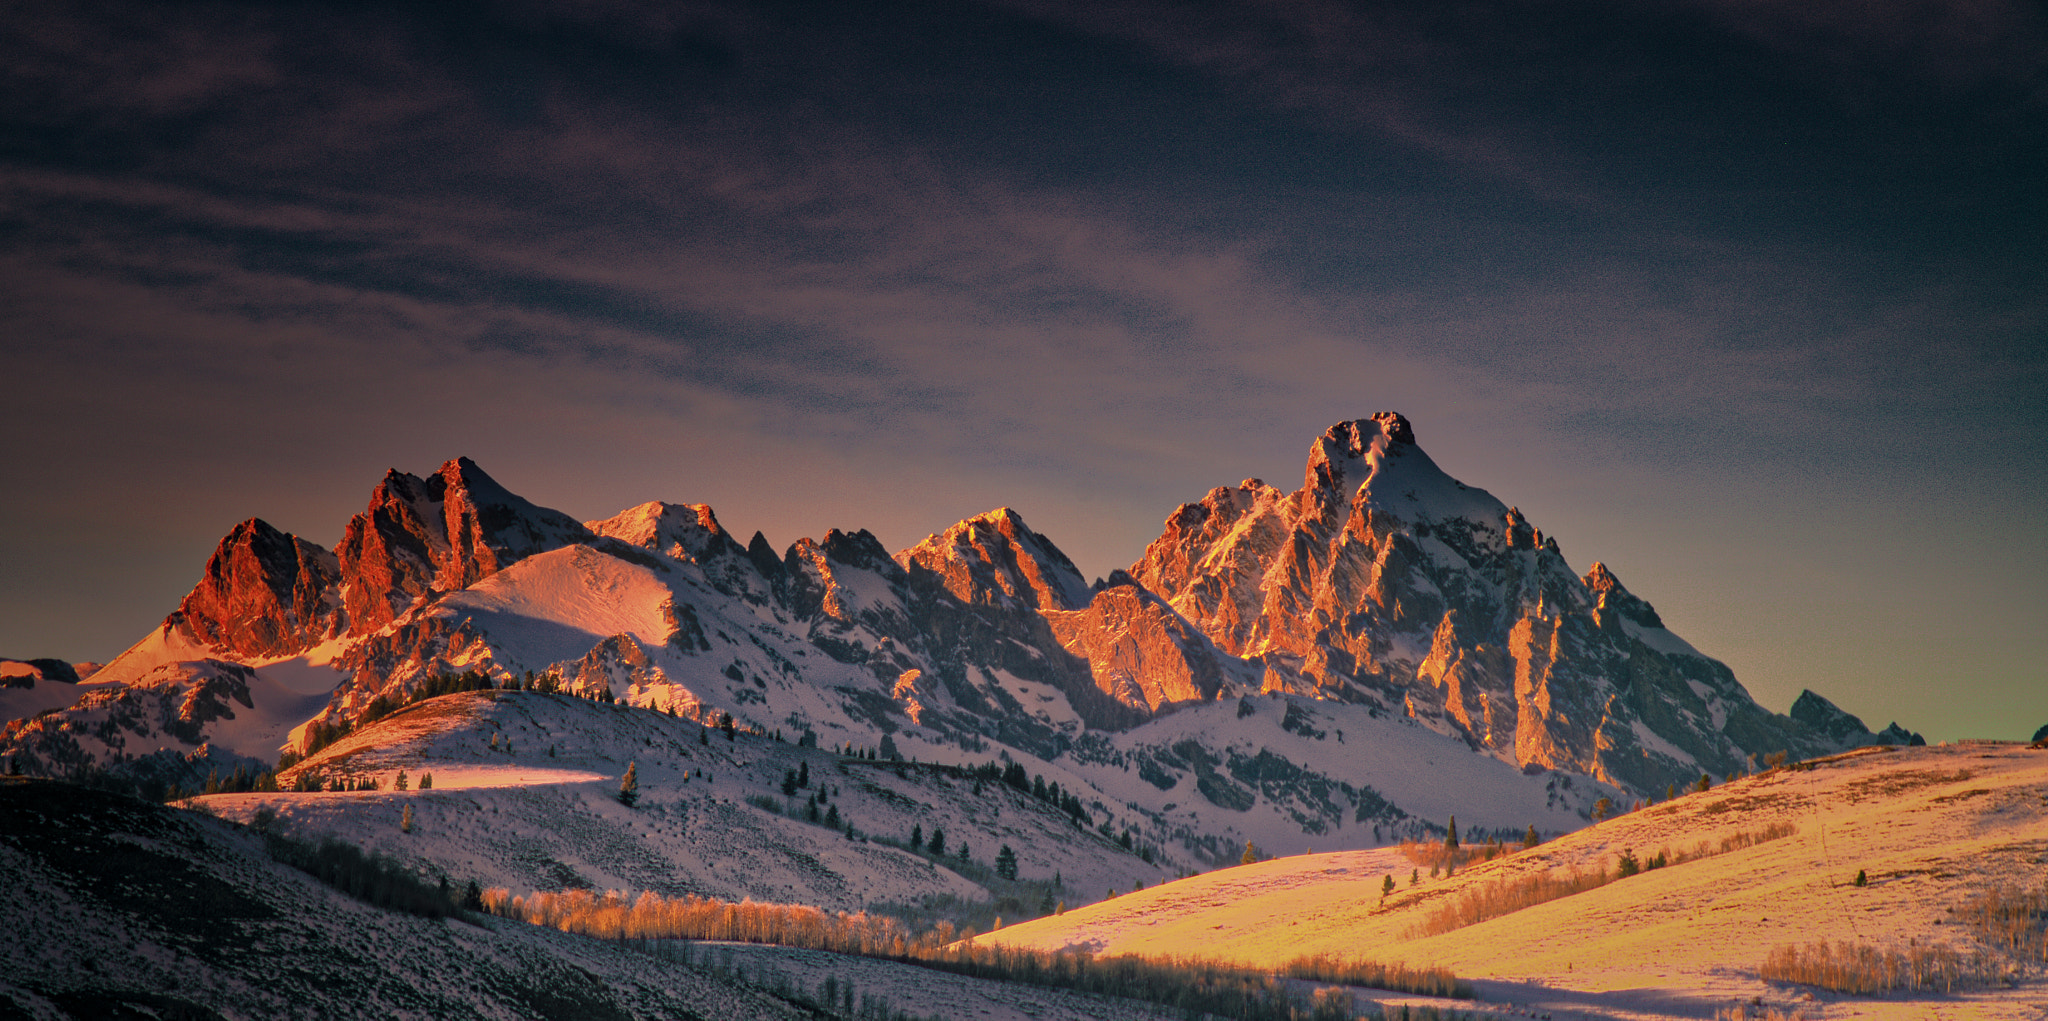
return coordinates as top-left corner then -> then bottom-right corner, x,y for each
588,501 -> 775,603
784,528 -> 906,622
170,518 -> 342,659
898,507 -> 1092,611
1121,413 -> 1884,797
587,501 -> 745,564
0,658 -> 86,687
336,457 -> 592,632
1789,689 -> 1872,745
1583,561 -> 1664,630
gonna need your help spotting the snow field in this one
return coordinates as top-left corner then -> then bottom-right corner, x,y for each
207,689 -> 1173,915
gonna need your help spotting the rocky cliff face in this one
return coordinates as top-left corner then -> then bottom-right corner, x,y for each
898,508 -> 1093,612
588,501 -> 773,605
1126,413 -> 1892,794
337,457 -> 590,632
169,518 -> 342,659
1043,574 -> 1250,713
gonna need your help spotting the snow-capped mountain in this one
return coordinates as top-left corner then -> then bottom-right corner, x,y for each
1128,413 -> 1918,794
1,415 -> 1915,882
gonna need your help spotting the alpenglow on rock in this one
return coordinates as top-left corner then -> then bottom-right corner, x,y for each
2,414 -> 1900,818
1126,413 -> 1896,794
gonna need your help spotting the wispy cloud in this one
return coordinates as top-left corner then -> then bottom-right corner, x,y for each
1,1 -> 2042,737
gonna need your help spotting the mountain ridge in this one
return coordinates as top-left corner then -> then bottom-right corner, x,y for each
2,415 -> 1918,883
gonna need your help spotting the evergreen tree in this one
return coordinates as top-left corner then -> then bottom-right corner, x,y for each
797,760 -> 809,788
1241,840 -> 1261,866
910,824 -> 923,851
419,772 -> 432,790
928,826 -> 945,857
395,769 -> 409,791
995,844 -> 1018,880
825,803 -> 840,828
783,769 -> 800,797
619,761 -> 639,806
1695,772 -> 1712,793
1523,824 -> 1540,849
1445,816 -> 1459,852
1381,874 -> 1395,902
1617,848 -> 1641,877
1410,868 -> 1420,886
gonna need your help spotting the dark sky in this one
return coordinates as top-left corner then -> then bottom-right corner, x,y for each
3,0 -> 2043,739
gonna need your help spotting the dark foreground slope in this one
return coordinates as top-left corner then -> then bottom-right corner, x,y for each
0,778 -> 822,1021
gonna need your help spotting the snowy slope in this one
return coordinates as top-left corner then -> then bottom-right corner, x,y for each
987,742 -> 2048,1019
0,778 -> 846,1021
204,690 -> 1172,913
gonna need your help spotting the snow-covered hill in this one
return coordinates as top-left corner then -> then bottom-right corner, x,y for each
0,776 -> 874,1020
203,689 -> 1170,912
985,741 -> 2048,1019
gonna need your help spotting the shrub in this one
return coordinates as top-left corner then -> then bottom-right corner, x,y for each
1715,1006 -> 1807,1021
1761,940 -> 1993,994
1960,882 -> 2048,964
1279,954 -> 1472,999
481,887 -> 1475,1019
1411,866 -> 1612,938
264,831 -> 457,919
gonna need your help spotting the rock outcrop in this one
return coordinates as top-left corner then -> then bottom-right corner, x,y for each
337,457 -> 590,632
169,518 -> 342,659
898,508 -> 1093,612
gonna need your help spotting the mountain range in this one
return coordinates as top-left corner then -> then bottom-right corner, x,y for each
2,414 -> 1918,881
